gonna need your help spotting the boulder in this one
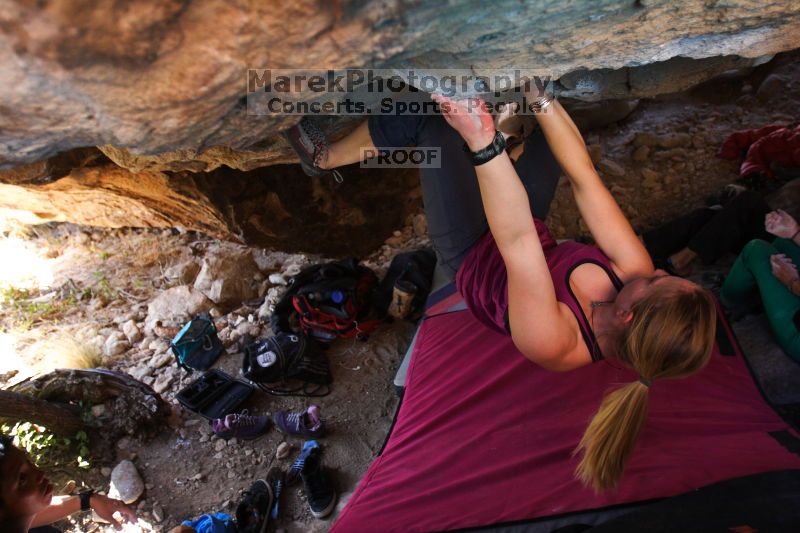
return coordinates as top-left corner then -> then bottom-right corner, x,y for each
3,1 -> 799,169
108,460 -> 145,504
193,247 -> 265,307
164,260 -> 201,285
145,285 -> 214,335
756,74 -> 787,102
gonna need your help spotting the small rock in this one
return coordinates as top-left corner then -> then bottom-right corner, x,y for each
104,333 -> 130,357
276,442 -> 292,460
586,144 -> 602,165
149,338 -> 169,353
121,320 -> 143,344
640,168 -> 659,181
215,439 -> 227,452
91,404 -> 107,418
268,273 -> 287,285
756,74 -> 786,102
199,434 -> 209,443
116,437 -> 132,450
633,132 -> 659,147
151,350 -> 174,369
129,365 -> 152,381
100,467 -> 112,477
384,234 -> 404,247
108,460 -> 145,504
658,133 -> 691,149
153,373 -> 174,394
152,503 -> 164,523
190,473 -> 204,482
596,159 -> 625,177
412,213 -> 427,238
632,145 -> 650,163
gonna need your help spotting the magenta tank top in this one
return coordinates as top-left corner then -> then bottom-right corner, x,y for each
455,219 -> 624,362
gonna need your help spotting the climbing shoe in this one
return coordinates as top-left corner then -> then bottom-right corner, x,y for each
284,117 -> 343,182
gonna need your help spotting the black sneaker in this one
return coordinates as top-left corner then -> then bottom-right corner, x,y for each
266,467 -> 284,521
284,117 -> 343,183
300,447 -> 337,519
235,479 -> 273,533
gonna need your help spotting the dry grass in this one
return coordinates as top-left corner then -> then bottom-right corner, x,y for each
39,334 -> 103,371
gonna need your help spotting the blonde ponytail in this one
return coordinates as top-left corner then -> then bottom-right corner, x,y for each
574,380 -> 650,492
574,283 -> 717,492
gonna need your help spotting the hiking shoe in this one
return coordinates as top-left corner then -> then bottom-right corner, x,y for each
300,445 -> 337,519
212,410 -> 270,441
286,440 -> 320,486
266,467 -> 285,521
235,479 -> 273,533
272,405 -> 326,438
284,117 -> 343,182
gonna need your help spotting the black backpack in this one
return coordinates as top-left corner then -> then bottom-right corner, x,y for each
270,258 -> 384,343
241,332 -> 332,397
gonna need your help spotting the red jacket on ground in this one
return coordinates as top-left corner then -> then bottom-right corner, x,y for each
719,124 -> 800,179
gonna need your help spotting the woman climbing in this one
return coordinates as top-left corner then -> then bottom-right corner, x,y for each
285,91 -> 717,492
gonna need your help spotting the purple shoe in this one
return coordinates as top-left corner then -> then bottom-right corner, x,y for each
212,410 -> 270,441
272,405 -> 326,438
284,118 -> 343,183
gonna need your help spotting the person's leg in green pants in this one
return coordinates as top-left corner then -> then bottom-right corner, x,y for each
721,238 -> 800,361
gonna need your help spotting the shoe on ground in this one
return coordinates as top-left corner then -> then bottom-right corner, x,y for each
235,479 -> 273,533
212,410 -> 270,441
286,439 -> 320,486
272,404 -> 326,438
266,467 -> 285,521
284,117 -> 343,182
300,445 -> 337,519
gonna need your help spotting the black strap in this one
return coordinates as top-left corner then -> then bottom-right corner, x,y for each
463,130 -> 507,166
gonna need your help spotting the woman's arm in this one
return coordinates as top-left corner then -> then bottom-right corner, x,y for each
534,100 -> 654,281
30,494 -> 137,530
431,95 -> 585,369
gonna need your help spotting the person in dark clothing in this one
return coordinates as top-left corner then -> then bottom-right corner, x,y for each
0,435 -> 136,533
641,190 -> 772,276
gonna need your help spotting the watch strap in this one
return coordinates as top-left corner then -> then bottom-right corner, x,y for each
463,130 -> 507,166
79,489 -> 93,512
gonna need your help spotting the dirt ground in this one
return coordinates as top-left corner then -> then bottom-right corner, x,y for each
0,53 -> 798,532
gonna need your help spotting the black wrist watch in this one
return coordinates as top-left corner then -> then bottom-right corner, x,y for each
463,130 -> 507,166
79,489 -> 94,512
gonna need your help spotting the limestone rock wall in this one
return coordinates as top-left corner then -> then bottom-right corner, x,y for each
1,0 -> 799,169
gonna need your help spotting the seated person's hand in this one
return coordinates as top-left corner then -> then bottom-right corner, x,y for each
765,209 -> 799,239
90,493 -> 137,530
770,254 -> 799,288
